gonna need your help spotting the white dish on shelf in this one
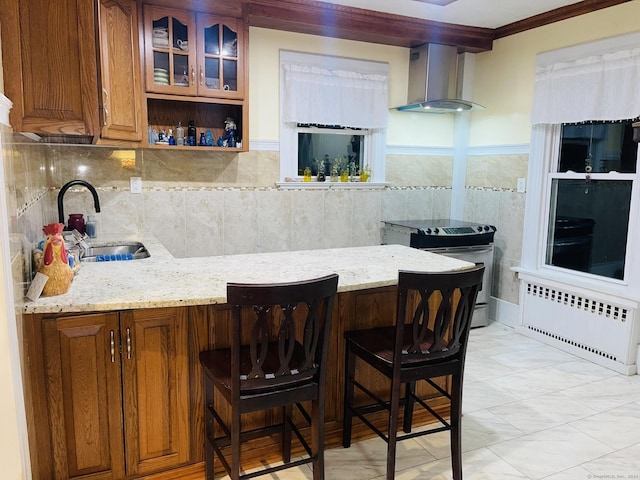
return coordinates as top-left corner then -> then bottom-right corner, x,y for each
205,77 -> 220,89
153,38 -> 169,47
153,28 -> 168,38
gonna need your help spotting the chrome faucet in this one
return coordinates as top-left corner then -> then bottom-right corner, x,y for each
57,180 -> 101,227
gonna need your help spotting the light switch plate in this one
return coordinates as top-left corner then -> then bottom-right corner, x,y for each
130,177 -> 142,194
517,177 -> 526,193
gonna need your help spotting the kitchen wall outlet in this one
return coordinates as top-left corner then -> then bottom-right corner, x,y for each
130,177 -> 143,194
517,177 -> 526,193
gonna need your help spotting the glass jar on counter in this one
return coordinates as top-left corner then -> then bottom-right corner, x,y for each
67,213 -> 85,234
85,215 -> 97,238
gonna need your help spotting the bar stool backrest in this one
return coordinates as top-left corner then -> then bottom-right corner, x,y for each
395,266 -> 485,364
227,273 -> 339,394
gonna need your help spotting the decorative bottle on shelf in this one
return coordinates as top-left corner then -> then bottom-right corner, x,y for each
175,122 -> 184,146
168,129 -> 175,145
199,132 -> 207,146
187,120 -> 196,146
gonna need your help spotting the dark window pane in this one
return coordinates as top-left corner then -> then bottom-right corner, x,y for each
222,59 -> 237,91
222,26 -> 237,57
559,121 -> 637,173
297,130 -> 364,176
172,18 -> 188,50
546,179 -> 631,280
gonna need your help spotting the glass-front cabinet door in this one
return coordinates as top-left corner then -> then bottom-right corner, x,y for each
196,16 -> 244,99
144,5 -> 196,95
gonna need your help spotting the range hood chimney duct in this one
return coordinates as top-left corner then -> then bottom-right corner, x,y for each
395,43 -> 484,114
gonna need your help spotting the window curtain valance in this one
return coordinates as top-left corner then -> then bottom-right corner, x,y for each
281,51 -> 389,129
531,35 -> 640,125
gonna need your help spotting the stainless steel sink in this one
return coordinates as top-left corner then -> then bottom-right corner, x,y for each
80,241 -> 150,262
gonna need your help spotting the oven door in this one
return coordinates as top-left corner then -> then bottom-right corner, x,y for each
425,244 -> 494,327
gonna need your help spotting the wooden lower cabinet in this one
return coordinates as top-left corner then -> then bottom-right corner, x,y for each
31,307 -> 194,480
120,308 -> 190,476
42,312 -> 125,480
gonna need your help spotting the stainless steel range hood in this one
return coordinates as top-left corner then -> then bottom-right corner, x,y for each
394,43 -> 485,114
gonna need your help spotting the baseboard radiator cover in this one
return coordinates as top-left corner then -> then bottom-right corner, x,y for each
519,279 -> 639,374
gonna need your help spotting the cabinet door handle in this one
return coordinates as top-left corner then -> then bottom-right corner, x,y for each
199,66 -> 204,86
191,66 -> 195,86
126,327 -> 132,360
102,88 -> 109,126
110,330 -> 115,363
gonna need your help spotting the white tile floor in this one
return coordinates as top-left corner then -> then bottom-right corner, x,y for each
235,323 -> 640,479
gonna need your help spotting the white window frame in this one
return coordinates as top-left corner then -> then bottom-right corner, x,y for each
277,50 -> 387,188
520,123 -> 640,297
546,123 -> 638,281
518,32 -> 640,298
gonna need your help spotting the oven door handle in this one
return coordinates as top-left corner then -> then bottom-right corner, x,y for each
467,246 -> 494,254
436,245 -> 494,255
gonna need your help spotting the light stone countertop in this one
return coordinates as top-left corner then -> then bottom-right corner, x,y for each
23,236 -> 474,314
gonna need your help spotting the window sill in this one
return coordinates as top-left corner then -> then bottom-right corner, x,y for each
276,181 -> 388,190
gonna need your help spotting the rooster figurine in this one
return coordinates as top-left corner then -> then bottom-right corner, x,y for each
39,223 -> 74,296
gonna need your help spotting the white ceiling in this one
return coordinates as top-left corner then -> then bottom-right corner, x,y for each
318,0 -> 584,29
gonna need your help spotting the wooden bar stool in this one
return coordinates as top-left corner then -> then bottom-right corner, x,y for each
342,265 -> 484,480
200,273 -> 339,480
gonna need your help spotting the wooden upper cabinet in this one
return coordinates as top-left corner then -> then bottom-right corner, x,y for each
143,5 -> 197,97
42,313 -> 125,480
97,0 -> 144,143
142,4 -> 245,100
196,14 -> 245,100
0,0 -> 100,137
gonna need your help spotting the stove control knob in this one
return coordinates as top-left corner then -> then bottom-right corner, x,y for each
484,225 -> 491,231
433,228 -> 439,234
477,226 -> 483,232
425,228 -> 432,234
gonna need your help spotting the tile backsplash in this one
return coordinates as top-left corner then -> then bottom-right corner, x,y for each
7,137 -> 526,305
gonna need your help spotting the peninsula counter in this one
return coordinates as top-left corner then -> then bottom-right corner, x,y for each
22,242 -> 474,480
